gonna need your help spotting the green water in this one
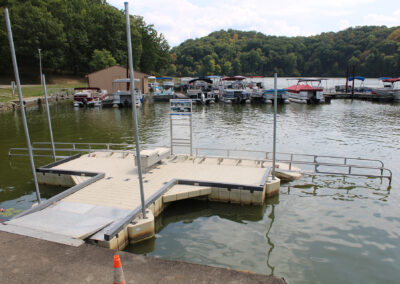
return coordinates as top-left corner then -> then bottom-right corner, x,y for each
1,100 -> 399,283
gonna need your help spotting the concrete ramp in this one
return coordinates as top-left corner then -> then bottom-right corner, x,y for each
5,201 -> 131,240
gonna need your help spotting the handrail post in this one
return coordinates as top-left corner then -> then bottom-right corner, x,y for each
125,2 -> 146,218
5,7 -> 41,203
42,74 -> 57,162
272,73 -> 277,180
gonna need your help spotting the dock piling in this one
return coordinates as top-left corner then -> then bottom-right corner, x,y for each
125,1 -> 146,218
4,7 -> 41,203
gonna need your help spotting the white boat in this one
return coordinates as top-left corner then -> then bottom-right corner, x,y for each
153,77 -> 176,101
371,78 -> 400,101
186,77 -> 215,105
263,89 -> 290,104
220,76 -> 250,104
287,78 -> 327,104
102,78 -> 143,108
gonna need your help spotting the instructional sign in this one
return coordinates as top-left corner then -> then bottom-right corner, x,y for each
170,99 -> 192,115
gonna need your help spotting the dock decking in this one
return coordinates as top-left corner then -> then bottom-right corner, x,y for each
2,148 -> 281,250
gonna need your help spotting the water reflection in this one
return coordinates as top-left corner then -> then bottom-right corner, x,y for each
126,197 -> 279,275
1,99 -> 400,283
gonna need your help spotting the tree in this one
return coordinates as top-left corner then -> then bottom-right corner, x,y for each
89,49 -> 117,71
171,26 -> 400,77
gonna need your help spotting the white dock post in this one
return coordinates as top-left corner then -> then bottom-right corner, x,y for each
125,2 -> 146,218
4,8 -> 41,203
42,74 -> 57,162
272,73 -> 277,180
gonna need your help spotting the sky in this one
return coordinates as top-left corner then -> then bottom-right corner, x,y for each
108,0 -> 400,47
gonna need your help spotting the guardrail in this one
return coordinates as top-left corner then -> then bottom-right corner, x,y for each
8,142 -> 392,185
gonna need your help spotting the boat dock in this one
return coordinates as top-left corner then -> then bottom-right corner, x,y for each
324,92 -> 394,102
1,147 -> 281,250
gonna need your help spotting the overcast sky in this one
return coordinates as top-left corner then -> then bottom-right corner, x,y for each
108,0 -> 400,47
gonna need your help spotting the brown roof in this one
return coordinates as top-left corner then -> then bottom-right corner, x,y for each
87,65 -> 151,77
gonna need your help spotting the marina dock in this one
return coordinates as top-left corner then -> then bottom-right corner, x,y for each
324,92 -> 394,102
1,148 -> 281,250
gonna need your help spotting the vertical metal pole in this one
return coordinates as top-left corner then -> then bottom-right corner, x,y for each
11,81 -> 15,97
38,49 -> 42,85
5,8 -> 41,203
189,114 -> 193,156
351,65 -> 355,99
170,115 -> 173,155
272,73 -> 277,180
42,74 -> 56,161
125,2 -> 146,218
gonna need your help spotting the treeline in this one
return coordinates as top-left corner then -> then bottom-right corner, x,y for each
0,0 -> 171,80
169,27 -> 400,77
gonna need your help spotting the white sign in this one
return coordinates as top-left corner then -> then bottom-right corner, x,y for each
170,99 -> 192,115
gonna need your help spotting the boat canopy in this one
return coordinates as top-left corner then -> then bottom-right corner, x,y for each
156,77 -> 173,80
287,84 -> 323,92
348,76 -> 365,81
74,87 -> 101,91
295,78 -> 328,82
379,77 -> 392,81
205,75 -> 222,79
222,76 -> 246,81
148,76 -> 156,79
382,78 -> 400,83
189,77 -> 213,84
113,78 -> 140,83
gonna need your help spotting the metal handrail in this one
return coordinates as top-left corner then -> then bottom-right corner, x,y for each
194,147 -> 385,169
8,142 -> 392,185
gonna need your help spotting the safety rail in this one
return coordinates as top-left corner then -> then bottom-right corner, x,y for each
8,143 -> 392,185
193,147 -> 392,185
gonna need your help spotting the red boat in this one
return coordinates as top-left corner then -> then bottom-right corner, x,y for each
287,79 -> 326,104
73,87 -> 108,107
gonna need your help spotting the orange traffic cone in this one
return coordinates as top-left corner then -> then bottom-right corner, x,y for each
113,252 -> 126,284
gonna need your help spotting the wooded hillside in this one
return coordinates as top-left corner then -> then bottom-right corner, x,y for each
0,0 -> 171,80
169,27 -> 400,77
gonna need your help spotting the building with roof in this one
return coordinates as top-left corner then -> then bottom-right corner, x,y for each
87,66 -> 150,94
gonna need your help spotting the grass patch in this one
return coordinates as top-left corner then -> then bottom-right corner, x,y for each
0,83 -> 87,103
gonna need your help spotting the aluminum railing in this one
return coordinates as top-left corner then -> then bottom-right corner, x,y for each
193,147 -> 392,185
8,142 -> 392,185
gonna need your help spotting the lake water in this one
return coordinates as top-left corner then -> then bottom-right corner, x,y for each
0,98 -> 399,283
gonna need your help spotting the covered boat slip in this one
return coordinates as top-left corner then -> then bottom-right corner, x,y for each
1,148 -> 280,250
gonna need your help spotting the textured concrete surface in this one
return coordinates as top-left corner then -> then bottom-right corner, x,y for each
0,231 -> 287,284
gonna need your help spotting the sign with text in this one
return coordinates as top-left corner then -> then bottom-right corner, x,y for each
170,99 -> 192,115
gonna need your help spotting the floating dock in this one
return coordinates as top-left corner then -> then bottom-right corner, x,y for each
324,92 -> 394,102
1,148 -> 282,250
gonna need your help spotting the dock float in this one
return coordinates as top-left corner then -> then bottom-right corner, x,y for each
324,92 -> 394,102
1,148 -> 281,250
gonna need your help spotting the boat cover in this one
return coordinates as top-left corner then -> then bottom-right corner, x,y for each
287,84 -> 323,92
382,78 -> 400,83
349,76 -> 365,81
